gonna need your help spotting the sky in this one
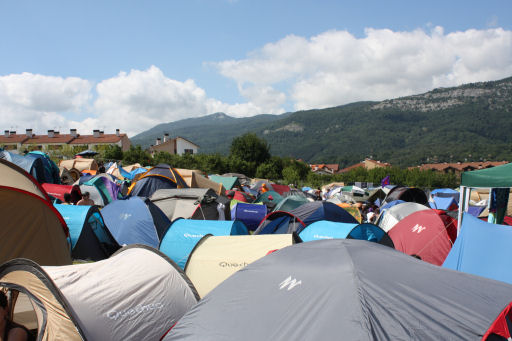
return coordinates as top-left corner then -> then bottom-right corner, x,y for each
1,0 -> 511,137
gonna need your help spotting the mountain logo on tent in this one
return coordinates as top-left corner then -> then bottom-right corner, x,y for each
411,224 -> 427,233
279,276 -> 302,291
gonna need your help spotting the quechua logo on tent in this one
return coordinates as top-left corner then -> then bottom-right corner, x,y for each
411,224 -> 427,233
279,276 -> 302,291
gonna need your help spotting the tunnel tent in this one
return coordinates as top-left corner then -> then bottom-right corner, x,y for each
101,196 -> 171,248
0,158 -> 50,201
0,245 -> 199,341
185,234 -> 300,298
159,219 -> 249,269
298,221 -> 394,248
0,186 -> 71,265
55,204 -> 120,260
164,239 -> 512,341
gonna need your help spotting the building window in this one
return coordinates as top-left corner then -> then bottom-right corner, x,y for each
184,149 -> 194,155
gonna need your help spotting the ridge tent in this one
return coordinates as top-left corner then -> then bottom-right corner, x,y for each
55,204 -> 120,260
444,213 -> 512,284
150,188 -> 230,221
377,202 -> 430,232
383,186 -> 429,206
159,219 -> 249,269
0,245 -> 199,341
0,151 -> 47,184
185,234 -> 299,298
209,175 -> 240,191
0,158 -> 50,201
102,196 -> 171,248
27,151 -> 61,184
59,158 -> 98,172
389,209 -> 457,266
128,164 -> 188,197
164,239 -> 512,341
0,186 -> 71,265
298,221 -> 394,247
42,183 -> 82,204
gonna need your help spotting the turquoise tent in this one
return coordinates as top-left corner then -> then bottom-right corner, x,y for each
208,175 -> 240,190
159,219 -> 249,269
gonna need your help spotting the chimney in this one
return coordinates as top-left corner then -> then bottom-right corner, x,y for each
25,129 -> 33,138
4,130 -> 9,137
93,129 -> 100,138
163,133 -> 169,143
54,131 -> 60,137
115,129 -> 120,137
70,129 -> 78,138
10,131 -> 16,136
155,138 -> 162,146
99,130 -> 104,136
47,130 -> 54,138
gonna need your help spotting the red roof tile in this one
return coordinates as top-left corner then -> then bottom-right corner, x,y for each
24,134 -> 75,144
0,134 -> 29,144
69,134 -> 126,144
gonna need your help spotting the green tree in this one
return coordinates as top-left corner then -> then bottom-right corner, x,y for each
229,133 -> 271,165
102,145 -> 123,161
282,166 -> 301,186
255,157 -> 283,180
123,146 -> 152,165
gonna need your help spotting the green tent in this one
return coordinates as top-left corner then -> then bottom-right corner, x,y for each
458,163 -> 512,227
253,191 -> 283,206
209,175 -> 240,190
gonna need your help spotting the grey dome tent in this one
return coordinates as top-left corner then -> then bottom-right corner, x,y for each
164,239 -> 512,341
0,245 -> 199,341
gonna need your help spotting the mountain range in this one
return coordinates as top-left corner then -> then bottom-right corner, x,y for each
131,76 -> 512,167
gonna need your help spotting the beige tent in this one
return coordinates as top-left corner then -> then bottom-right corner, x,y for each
0,245 -> 199,341
59,158 -> 98,172
175,168 -> 226,195
185,234 -> 299,297
0,159 -> 49,201
0,186 -> 72,265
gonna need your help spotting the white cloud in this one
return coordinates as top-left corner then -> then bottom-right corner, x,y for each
0,72 -> 92,133
214,26 -> 512,111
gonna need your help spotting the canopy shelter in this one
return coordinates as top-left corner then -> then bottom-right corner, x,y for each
388,209 -> 457,266
444,213 -> 512,285
0,245 -> 199,341
42,183 -> 82,204
128,164 -> 188,197
298,221 -> 394,248
0,158 -> 50,201
185,234 -> 299,298
164,239 -> 512,341
55,204 -> 120,260
101,196 -> 171,248
150,188 -> 230,221
159,219 -> 249,269
0,186 -> 71,265
458,163 -> 512,229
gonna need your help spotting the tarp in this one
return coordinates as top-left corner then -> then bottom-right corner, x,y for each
164,239 -> 512,341
159,219 -> 249,269
461,162 -> 512,188
389,209 -> 457,265
55,204 -> 120,260
102,196 -> 170,248
185,234 -> 298,298
298,221 -> 393,248
0,245 -> 199,341
444,213 -> 512,284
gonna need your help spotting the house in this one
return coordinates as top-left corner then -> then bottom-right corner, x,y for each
412,161 -> 508,175
0,128 -> 131,153
149,134 -> 199,156
339,159 -> 391,173
310,164 -> 340,175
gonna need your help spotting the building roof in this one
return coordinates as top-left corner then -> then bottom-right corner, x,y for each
24,134 -> 75,144
339,159 -> 391,173
416,161 -> 508,172
0,134 -> 29,144
69,134 -> 126,145
175,136 -> 200,148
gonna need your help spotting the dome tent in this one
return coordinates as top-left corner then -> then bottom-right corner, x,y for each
164,239 -> 512,341
128,164 -> 188,197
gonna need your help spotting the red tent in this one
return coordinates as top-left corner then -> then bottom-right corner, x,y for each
269,184 -> 290,196
388,209 -> 457,265
42,183 -> 82,204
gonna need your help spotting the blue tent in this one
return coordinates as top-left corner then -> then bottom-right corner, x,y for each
0,151 -> 46,183
292,201 -> 358,232
429,196 -> 458,210
55,204 -> 119,260
101,196 -> 170,248
443,213 -> 512,284
159,219 -> 249,269
299,221 -> 394,248
28,151 -> 61,184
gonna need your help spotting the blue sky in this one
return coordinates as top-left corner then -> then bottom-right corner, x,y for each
1,0 -> 511,136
